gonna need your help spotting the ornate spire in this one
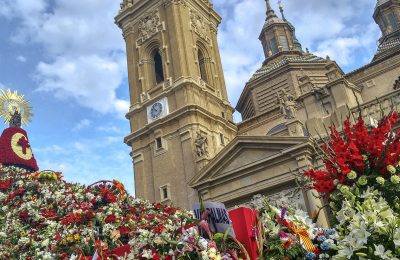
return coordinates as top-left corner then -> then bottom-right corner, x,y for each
278,0 -> 303,52
278,0 -> 286,21
265,0 -> 277,20
259,0 -> 304,62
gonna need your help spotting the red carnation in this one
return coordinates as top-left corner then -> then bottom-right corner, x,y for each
19,210 -> 29,222
117,226 -> 130,235
53,233 -> 62,241
105,214 -> 116,223
0,179 -> 13,190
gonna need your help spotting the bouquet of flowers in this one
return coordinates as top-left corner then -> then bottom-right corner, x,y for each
304,112 -> 400,259
0,165 -> 240,259
255,196 -> 338,260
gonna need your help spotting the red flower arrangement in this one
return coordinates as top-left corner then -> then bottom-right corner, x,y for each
304,112 -> 400,194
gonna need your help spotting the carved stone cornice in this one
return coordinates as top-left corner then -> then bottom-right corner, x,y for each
209,24 -> 218,34
190,9 -> 210,43
163,0 -> 187,8
122,25 -> 134,39
137,10 -> 164,46
119,0 -> 134,12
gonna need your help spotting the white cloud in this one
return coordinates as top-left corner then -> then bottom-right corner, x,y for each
39,160 -> 71,172
2,0 -> 128,117
72,119 -> 91,132
113,99 -> 130,120
16,55 -> 27,63
96,125 -> 124,134
34,137 -> 134,194
36,54 -> 127,114
0,0 -> 47,20
215,0 -> 265,104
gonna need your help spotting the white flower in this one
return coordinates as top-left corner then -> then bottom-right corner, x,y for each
394,228 -> 400,247
198,237 -> 208,251
41,239 -> 50,248
337,246 -> 354,259
374,244 -> 394,259
153,236 -> 164,245
141,249 -> 153,259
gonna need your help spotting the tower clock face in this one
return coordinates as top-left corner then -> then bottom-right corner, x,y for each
150,102 -> 163,119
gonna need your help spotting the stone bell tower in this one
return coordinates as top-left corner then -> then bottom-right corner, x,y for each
115,0 -> 237,208
372,0 -> 400,61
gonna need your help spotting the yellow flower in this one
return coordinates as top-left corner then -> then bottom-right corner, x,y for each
347,171 -> 357,180
376,177 -> 385,185
391,175 -> 400,184
387,165 -> 396,174
20,231 -> 26,237
66,235 -> 73,242
74,234 -> 80,241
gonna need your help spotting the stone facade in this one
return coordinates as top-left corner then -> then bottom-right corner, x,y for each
117,0 -> 400,223
115,0 -> 237,209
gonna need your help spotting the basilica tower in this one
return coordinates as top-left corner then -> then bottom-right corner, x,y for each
115,0 -> 237,208
372,0 -> 400,61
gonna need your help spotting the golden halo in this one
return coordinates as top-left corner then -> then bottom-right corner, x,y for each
0,89 -> 33,126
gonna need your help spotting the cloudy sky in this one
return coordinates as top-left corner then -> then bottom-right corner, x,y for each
0,0 -> 381,195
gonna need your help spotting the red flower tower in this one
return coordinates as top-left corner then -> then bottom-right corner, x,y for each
0,89 -> 38,171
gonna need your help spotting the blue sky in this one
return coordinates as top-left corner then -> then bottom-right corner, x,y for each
0,0 -> 381,195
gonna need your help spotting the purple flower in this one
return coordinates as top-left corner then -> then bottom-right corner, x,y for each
279,231 -> 289,239
281,207 -> 287,221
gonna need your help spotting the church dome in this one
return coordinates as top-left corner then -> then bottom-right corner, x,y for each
376,0 -> 390,8
262,16 -> 286,29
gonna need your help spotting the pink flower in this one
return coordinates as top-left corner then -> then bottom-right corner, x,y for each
199,220 -> 212,238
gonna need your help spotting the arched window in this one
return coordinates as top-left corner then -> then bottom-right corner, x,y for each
269,37 -> 279,55
153,50 -> 164,84
279,35 -> 289,51
267,123 -> 288,136
198,49 -> 208,83
387,13 -> 399,32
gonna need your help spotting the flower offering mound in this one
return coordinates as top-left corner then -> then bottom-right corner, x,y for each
0,166 -> 227,259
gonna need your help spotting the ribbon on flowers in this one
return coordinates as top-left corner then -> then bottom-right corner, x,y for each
112,179 -> 126,200
286,221 -> 316,252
